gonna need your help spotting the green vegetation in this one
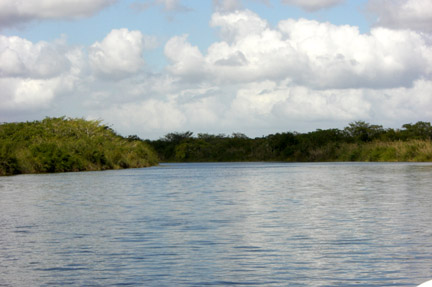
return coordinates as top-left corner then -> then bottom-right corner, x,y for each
148,121 -> 432,163
0,117 -> 158,176
2,118 -> 431,176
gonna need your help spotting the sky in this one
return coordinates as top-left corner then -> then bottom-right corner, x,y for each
1,0 -> 432,139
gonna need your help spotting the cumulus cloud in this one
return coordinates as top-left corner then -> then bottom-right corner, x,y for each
0,0 -> 116,28
0,28 -> 158,120
0,35 -> 84,113
2,7 -> 432,139
164,35 -> 207,81
367,0 -> 432,33
210,10 -> 269,42
165,10 -> 432,89
0,36 -> 70,78
277,19 -> 432,88
0,78 -> 57,111
89,29 -> 147,80
281,0 -> 345,11
130,9 -> 432,137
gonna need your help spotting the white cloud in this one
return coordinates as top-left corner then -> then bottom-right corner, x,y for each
165,10 -> 432,89
222,78 -> 432,135
0,78 -> 56,110
367,0 -> 432,33
213,0 -> 243,12
155,0 -> 189,11
2,7 -> 432,138
210,10 -> 269,42
0,71 -> 84,113
277,18 -> 432,88
164,35 -> 207,81
131,0 -> 190,13
367,79 -> 432,121
97,99 -> 187,136
133,9 -> 432,137
87,75 -> 432,138
183,96 -> 222,129
211,0 -> 275,13
0,36 -> 70,78
0,35 -> 84,113
89,29 -> 146,80
0,0 -> 116,28
281,0 -> 345,11
228,81 -> 370,125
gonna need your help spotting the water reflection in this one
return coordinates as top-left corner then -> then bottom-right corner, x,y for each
1,163 -> 432,286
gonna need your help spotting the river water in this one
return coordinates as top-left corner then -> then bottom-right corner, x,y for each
1,162 -> 432,286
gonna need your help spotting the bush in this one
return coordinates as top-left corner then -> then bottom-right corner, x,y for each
0,117 -> 158,175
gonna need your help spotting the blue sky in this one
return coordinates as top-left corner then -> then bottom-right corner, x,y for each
3,0 -> 370,69
1,0 -> 432,139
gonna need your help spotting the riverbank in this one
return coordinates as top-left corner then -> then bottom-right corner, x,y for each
2,119 -> 431,175
147,121 -> 432,162
333,140 -> 432,162
151,140 -> 432,163
0,117 -> 158,176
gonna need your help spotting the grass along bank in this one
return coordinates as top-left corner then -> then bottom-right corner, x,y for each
336,140 -> 432,162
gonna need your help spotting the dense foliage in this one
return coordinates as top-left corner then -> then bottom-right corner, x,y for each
0,117 -> 158,176
2,118 -> 431,176
148,121 -> 432,163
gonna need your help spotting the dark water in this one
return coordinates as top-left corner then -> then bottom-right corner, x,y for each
1,162 -> 432,286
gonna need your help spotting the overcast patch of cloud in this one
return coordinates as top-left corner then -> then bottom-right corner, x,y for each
0,0 -> 116,29
131,0 -> 191,13
281,0 -> 345,11
89,29 -> 147,80
91,77 -> 432,138
227,78 -> 432,132
367,0 -> 432,33
211,0 -> 278,13
97,99 -> 188,137
213,0 -> 243,12
366,79 -> 432,121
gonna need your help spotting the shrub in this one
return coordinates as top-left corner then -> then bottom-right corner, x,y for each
0,117 -> 158,175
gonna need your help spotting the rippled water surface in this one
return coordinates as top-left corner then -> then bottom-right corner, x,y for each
1,162 -> 432,286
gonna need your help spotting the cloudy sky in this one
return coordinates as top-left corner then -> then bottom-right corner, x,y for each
1,0 -> 432,139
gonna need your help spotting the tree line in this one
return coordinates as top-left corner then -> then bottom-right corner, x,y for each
2,118 -> 431,176
147,121 -> 432,162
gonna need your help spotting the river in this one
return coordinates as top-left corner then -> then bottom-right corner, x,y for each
1,162 -> 432,286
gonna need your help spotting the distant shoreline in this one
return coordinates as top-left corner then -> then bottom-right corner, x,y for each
2,118 -> 432,176
147,121 -> 432,163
